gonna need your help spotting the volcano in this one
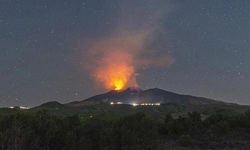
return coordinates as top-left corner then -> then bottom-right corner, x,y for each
31,87 -> 250,117
67,87 -> 227,107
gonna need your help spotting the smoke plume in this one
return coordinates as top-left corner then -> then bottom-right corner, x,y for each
82,0 -> 175,90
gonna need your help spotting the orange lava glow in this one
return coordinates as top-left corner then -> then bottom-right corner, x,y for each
114,80 -> 124,90
95,50 -> 137,91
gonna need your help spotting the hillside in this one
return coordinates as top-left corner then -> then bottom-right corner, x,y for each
67,87 -> 229,107
4,87 -> 250,119
59,87 -> 249,118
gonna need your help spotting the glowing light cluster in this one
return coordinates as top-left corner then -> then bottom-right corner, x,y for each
110,102 -> 123,105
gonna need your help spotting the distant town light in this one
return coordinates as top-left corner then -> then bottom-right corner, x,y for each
132,103 -> 139,106
20,106 -> 30,109
8,106 -> 30,109
110,102 -> 160,106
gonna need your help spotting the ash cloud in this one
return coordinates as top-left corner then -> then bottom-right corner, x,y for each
82,0 -> 175,90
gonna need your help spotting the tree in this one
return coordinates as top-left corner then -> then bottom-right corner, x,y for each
179,134 -> 193,147
188,111 -> 201,122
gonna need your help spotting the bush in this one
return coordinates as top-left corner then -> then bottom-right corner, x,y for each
179,134 -> 193,147
214,120 -> 230,136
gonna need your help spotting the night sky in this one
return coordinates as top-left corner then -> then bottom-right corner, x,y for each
1,0 -> 250,107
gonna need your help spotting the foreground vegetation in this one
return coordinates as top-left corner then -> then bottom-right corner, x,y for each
0,109 -> 250,150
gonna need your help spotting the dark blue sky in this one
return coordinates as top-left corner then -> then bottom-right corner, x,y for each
1,0 -> 250,107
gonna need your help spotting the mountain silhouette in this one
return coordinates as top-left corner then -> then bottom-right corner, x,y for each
70,87 -> 226,106
30,87 -> 250,117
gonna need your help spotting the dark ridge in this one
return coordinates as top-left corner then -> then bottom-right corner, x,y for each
75,87 -> 226,106
35,101 -> 65,109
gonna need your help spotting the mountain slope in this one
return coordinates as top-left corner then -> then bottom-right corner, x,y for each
68,87 -> 227,107
26,87 -> 250,118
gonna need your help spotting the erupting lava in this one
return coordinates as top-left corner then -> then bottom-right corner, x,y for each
114,80 -> 124,90
82,31 -> 174,91
95,50 -> 137,91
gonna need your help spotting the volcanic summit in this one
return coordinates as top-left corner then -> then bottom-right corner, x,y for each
68,87 -> 225,107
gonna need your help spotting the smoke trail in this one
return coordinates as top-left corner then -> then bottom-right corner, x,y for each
82,0 -> 175,90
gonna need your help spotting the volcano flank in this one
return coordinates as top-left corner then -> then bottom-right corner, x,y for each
70,87 -> 227,106
29,87 -> 250,118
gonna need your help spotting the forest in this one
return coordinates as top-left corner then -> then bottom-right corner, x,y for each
0,109 -> 250,150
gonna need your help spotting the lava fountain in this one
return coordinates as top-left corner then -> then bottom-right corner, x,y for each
82,31 -> 174,91
95,50 -> 137,91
